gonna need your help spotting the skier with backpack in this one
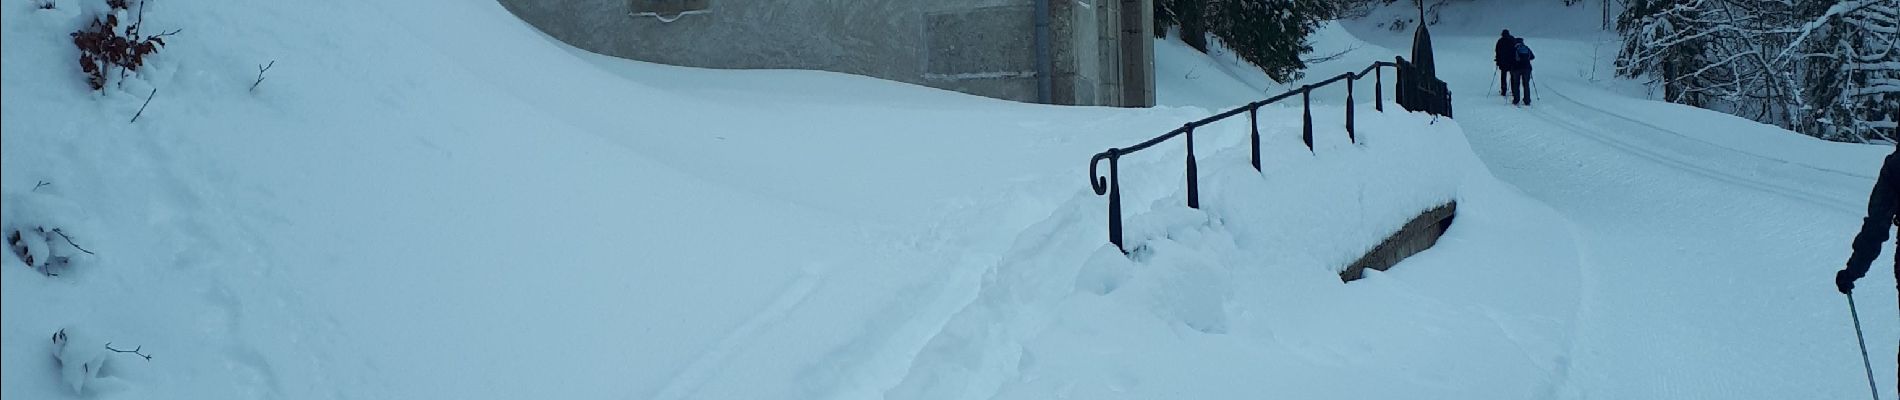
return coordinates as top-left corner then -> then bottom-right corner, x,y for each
1510,37 -> 1535,106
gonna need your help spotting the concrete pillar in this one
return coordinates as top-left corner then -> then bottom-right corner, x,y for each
1119,0 -> 1154,107
1096,0 -> 1124,107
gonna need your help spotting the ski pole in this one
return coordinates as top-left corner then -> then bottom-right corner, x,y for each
1847,294 -> 1881,400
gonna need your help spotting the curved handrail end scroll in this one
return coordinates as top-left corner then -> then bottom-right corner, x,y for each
1089,149 -> 1119,195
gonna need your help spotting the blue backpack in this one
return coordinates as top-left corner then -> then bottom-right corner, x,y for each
1515,42 -> 1535,65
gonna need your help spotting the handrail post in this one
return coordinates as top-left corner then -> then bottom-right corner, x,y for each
1090,151 -> 1125,252
1248,106 -> 1261,171
1185,126 -> 1200,209
1346,75 -> 1357,143
1301,85 -> 1314,152
1394,56 -> 1407,111
1108,155 -> 1122,251
1375,66 -> 1384,112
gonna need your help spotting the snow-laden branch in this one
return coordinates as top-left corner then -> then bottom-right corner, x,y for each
1616,0 -> 1899,141
1771,1 -> 1880,65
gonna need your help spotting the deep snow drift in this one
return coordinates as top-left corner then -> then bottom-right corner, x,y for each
3,0 -> 1894,399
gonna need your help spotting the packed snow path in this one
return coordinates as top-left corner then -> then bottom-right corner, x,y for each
1383,30 -> 1900,398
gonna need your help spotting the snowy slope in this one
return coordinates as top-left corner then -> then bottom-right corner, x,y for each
3,1 -> 1405,398
6,0 -> 1893,399
3,0 -> 1568,398
1154,35 -> 1278,110
5,1 -> 944,398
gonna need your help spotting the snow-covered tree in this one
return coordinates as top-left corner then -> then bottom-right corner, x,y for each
1616,0 -> 1898,142
1828,2 -> 1899,141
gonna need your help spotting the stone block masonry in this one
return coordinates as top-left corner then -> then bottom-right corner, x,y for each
1340,202 -> 1457,282
497,0 -> 1153,107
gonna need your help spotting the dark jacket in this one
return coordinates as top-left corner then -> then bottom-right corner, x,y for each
1842,146 -> 1900,287
1513,40 -> 1535,71
1494,35 -> 1516,69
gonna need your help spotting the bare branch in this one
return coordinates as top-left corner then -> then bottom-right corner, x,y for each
250,60 -> 275,92
1302,45 -> 1360,65
104,342 -> 152,361
49,229 -> 96,255
130,87 -> 157,123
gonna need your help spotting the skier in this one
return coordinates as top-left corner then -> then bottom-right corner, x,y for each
1835,144 -> 1899,380
1837,145 -> 1899,297
1510,37 -> 1535,106
1494,30 -> 1515,97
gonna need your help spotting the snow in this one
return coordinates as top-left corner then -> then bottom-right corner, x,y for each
1154,34 -> 1277,110
2,0 -> 1895,399
886,104 -> 1583,399
51,327 -> 133,396
1343,2 -> 1900,397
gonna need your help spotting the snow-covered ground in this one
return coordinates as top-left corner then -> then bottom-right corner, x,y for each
2,0 -> 1894,399
1343,1 -> 1900,398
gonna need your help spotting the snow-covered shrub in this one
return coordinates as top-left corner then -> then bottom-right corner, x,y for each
70,0 -> 174,91
50,328 -> 136,395
7,226 -> 94,276
5,190 -> 99,277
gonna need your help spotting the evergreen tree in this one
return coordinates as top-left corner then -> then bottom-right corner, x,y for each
1154,0 -> 1328,82
1156,0 -> 1211,52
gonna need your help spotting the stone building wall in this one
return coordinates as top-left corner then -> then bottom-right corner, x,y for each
497,0 -> 1153,107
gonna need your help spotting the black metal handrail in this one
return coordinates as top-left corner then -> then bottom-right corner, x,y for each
1088,57 -> 1447,252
